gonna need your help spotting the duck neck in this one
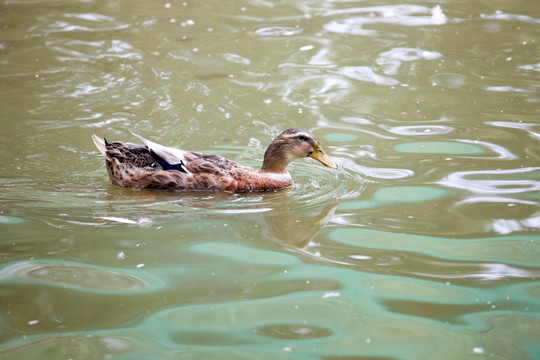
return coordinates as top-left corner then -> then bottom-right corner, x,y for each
260,158 -> 289,174
260,143 -> 291,174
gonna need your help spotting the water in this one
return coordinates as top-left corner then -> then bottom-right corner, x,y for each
1,0 -> 539,359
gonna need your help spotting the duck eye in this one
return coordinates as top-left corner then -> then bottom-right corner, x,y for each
298,135 -> 307,141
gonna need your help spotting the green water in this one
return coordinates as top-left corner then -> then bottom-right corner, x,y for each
1,0 -> 539,359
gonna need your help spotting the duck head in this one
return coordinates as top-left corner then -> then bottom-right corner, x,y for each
261,128 -> 337,173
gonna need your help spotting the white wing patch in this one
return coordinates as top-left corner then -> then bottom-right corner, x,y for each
131,133 -> 191,174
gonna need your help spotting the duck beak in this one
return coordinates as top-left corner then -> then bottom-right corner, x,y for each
309,142 -> 338,169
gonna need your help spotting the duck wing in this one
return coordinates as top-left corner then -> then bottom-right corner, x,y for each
131,133 -> 189,173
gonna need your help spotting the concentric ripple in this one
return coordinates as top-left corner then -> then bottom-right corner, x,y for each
0,260 -> 165,294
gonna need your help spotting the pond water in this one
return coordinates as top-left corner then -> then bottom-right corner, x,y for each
1,0 -> 539,359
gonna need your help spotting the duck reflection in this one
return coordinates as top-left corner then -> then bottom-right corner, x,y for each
101,185 -> 337,248
260,191 -> 338,248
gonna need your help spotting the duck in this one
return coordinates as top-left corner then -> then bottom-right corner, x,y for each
92,128 -> 337,192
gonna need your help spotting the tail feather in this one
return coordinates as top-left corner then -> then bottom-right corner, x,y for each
92,134 -> 107,156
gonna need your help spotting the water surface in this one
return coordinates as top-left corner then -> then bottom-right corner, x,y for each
1,0 -> 539,359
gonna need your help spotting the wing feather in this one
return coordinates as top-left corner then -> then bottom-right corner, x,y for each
131,133 -> 190,173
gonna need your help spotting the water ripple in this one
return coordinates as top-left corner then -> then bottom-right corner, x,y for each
322,4 -> 448,36
376,47 -> 443,76
253,25 -> 303,37
438,167 -> 540,195
329,228 -> 540,267
488,121 -> 540,141
338,158 -> 414,180
33,13 -> 129,36
482,10 -> 540,25
329,66 -> 399,86
385,125 -> 454,136
256,324 -> 332,339
0,260 -> 165,294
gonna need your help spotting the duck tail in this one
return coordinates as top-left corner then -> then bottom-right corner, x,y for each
91,134 -> 108,156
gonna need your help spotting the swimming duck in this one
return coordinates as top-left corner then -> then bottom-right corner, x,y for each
92,128 -> 337,192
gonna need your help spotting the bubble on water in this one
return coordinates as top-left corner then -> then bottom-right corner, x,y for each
473,347 -> 485,354
300,45 -> 314,51
137,218 -> 153,227
322,291 -> 340,299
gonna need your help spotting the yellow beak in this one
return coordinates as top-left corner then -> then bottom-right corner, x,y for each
309,142 -> 338,169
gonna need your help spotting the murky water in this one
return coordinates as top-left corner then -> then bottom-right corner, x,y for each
1,0 -> 539,359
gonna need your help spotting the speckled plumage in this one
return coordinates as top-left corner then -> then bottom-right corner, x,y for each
92,128 -> 337,192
